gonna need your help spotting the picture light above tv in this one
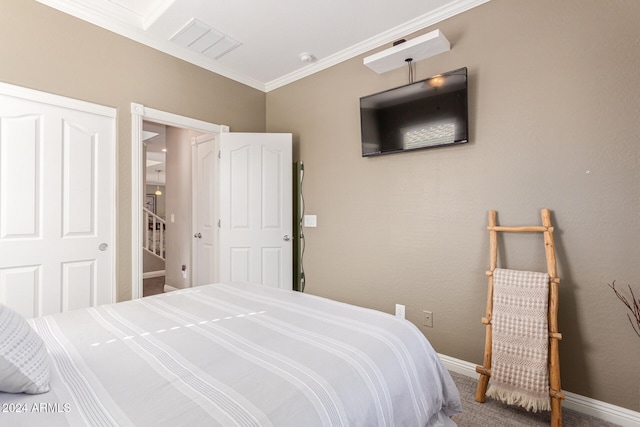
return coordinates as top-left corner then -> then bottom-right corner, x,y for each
359,67 -> 468,157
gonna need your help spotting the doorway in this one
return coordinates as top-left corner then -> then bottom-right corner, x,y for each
142,121 -> 166,296
141,121 -> 215,296
131,104 -> 294,300
131,103 -> 224,300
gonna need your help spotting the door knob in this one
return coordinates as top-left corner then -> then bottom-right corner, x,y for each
194,233 -> 202,238
283,235 -> 291,241
98,243 -> 108,251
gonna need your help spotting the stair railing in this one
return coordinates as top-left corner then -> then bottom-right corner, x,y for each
143,208 -> 166,260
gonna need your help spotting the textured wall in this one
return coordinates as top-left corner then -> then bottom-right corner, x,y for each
1,0 -> 639,413
0,0 -> 266,301
267,0 -> 640,411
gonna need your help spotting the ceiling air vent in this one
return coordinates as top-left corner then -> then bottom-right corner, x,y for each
170,19 -> 241,60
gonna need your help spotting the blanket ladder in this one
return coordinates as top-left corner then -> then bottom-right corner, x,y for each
475,208 -> 565,427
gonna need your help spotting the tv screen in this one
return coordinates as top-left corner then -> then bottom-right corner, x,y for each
360,67 -> 468,157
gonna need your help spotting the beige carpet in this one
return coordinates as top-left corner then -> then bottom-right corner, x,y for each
449,371 -> 620,426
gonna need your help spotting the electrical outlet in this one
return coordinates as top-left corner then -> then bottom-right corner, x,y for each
423,310 -> 433,328
395,304 -> 405,319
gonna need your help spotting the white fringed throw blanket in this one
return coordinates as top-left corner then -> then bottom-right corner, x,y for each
487,268 -> 551,412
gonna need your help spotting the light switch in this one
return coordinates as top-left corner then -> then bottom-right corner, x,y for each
303,215 -> 317,227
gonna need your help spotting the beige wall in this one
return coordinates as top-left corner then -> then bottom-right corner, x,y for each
164,127 -> 194,289
0,1 -> 266,301
267,0 -> 640,411
2,0 -> 639,414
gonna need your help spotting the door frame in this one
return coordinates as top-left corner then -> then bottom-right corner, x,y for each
130,103 -> 227,300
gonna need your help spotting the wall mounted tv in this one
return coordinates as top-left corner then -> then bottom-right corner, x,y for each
360,67 -> 468,157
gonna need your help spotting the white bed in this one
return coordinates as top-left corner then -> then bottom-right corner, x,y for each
0,283 -> 461,426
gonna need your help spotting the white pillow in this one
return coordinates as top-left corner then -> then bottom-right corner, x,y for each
0,304 -> 50,394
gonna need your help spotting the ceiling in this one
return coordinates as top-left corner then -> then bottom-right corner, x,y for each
36,0 -> 488,92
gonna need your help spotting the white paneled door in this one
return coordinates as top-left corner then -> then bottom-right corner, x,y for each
193,134 -> 218,286
0,83 -> 115,318
219,133 -> 292,290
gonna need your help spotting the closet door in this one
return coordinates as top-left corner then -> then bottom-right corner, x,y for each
0,83 -> 116,318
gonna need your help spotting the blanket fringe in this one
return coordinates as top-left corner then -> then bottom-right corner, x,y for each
486,385 -> 551,413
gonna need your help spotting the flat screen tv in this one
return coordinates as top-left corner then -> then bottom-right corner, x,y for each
360,67 -> 468,157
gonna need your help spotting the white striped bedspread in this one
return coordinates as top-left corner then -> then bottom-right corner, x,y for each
1,283 -> 461,426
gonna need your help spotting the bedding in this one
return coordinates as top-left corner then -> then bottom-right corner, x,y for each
0,283 -> 461,426
0,304 -> 50,394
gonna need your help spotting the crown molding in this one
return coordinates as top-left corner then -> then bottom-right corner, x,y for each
265,0 -> 490,91
36,0 -> 267,91
37,0 -> 489,93
36,0 -> 142,28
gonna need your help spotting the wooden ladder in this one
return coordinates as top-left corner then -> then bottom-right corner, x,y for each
475,208 -> 565,426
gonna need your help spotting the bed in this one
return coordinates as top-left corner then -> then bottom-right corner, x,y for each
0,282 -> 462,426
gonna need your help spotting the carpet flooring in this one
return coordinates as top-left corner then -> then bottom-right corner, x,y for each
449,371 -> 620,426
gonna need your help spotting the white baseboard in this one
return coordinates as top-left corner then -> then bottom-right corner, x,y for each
438,354 -> 640,427
143,270 -> 165,279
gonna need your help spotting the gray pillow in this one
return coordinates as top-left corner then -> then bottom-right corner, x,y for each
0,304 -> 50,394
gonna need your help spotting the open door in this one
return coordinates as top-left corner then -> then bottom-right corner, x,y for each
192,134 -> 218,286
218,132 -> 293,290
